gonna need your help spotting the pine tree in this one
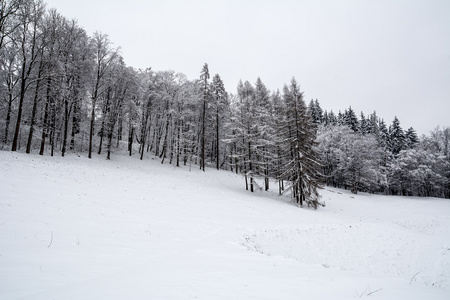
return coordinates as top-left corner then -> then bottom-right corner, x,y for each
368,111 -> 379,136
359,112 -> 370,135
405,127 -> 418,149
378,119 -> 389,149
344,106 -> 359,132
388,116 -> 406,155
308,99 -> 323,124
278,78 -> 323,208
327,110 -> 338,126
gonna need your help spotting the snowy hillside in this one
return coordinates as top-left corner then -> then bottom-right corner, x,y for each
1,151 -> 449,300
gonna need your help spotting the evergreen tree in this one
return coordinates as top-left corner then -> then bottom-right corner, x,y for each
278,78 -> 323,208
367,111 -> 379,136
328,110 -> 337,126
308,99 -> 323,124
378,119 -> 389,150
405,127 -> 418,149
344,106 -> 359,132
314,99 -> 323,124
388,116 -> 406,155
359,112 -> 370,135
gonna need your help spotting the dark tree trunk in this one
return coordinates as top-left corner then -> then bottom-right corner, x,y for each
26,58 -> 45,154
3,95 -> 13,144
116,111 -> 123,147
128,126 -> 134,156
70,99 -> 79,151
39,78 -> 51,155
201,97 -> 206,171
98,96 -> 110,155
25,86 -> 39,153
106,124 -> 114,160
50,100 -> 56,157
11,61 -> 27,152
88,97 -> 96,158
61,97 -> 72,157
216,108 -> 220,170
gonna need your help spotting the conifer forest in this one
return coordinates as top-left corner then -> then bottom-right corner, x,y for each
1,0 -> 449,202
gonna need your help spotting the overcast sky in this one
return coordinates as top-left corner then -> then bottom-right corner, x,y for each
44,0 -> 449,135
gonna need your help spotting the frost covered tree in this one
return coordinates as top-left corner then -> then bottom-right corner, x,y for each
210,73 -> 228,170
405,127 -> 418,149
388,116 -> 406,156
277,78 -> 323,207
317,125 -> 386,194
359,112 -> 370,135
253,77 -> 273,191
308,99 -> 323,125
344,106 -> 359,132
199,63 -> 210,171
88,32 -> 119,159
388,148 -> 449,197
0,0 -> 21,51
11,0 -> 46,152
232,80 -> 257,192
57,18 -> 91,157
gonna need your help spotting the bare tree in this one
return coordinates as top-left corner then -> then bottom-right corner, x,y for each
88,32 -> 118,158
0,0 -> 21,51
11,0 -> 45,151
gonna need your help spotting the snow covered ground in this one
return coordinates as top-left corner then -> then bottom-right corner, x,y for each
1,150 -> 449,300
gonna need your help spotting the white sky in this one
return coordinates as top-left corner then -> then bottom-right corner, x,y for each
44,0 -> 450,135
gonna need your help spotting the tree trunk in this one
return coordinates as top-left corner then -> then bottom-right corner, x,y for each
216,109 -> 219,170
39,78 -> 51,155
116,111 -> 122,147
128,126 -> 134,156
97,96 -> 109,155
11,61 -> 27,152
245,174 -> 248,191
25,86 -> 39,153
201,97 -> 206,171
70,100 -> 79,151
160,113 -> 170,163
176,119 -> 182,167
88,97 -> 96,158
61,97 -> 71,157
50,102 -> 56,157
106,123 -> 114,160
3,95 -> 13,145
26,58 -> 45,154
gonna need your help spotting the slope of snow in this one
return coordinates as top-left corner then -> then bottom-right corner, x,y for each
0,151 -> 449,300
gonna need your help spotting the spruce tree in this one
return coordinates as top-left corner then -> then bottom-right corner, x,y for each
405,127 -> 419,149
359,112 -> 370,135
344,106 -> 359,132
388,116 -> 406,155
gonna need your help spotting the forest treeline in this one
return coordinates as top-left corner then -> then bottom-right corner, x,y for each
1,0 -> 449,201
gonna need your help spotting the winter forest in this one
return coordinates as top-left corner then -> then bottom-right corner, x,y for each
1,0 -> 449,202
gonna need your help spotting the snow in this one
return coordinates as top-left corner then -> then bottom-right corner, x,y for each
1,150 -> 449,300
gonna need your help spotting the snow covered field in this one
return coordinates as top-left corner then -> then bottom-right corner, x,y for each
1,150 -> 449,300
